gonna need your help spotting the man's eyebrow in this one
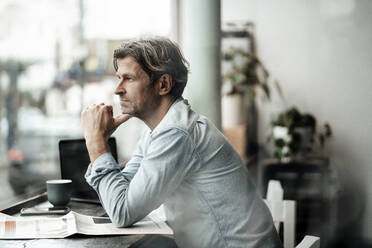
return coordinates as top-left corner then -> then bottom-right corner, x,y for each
116,72 -> 136,77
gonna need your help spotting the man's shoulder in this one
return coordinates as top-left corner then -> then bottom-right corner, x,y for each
151,124 -> 190,141
154,98 -> 200,136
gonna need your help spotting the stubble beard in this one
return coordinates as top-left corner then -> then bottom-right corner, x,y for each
120,96 -> 161,121
120,102 -> 137,117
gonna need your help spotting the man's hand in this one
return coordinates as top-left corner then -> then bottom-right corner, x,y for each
81,103 -> 131,163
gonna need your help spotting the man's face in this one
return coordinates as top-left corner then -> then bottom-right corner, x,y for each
114,56 -> 160,118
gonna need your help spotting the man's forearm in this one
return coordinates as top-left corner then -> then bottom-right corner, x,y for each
85,153 -> 134,227
86,136 -> 110,163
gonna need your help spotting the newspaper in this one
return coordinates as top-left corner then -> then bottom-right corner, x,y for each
0,210 -> 173,239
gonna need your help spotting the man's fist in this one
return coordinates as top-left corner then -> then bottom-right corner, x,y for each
81,103 -> 131,141
81,103 -> 131,163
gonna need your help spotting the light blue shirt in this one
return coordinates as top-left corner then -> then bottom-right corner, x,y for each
85,98 -> 282,248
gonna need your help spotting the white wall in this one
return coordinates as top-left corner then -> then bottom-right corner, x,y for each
223,0 -> 372,243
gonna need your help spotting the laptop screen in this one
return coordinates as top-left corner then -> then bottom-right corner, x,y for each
58,138 -> 118,203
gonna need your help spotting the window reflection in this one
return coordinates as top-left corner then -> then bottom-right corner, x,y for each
0,0 -> 171,207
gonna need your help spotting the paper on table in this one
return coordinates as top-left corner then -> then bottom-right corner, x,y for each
74,209 -> 173,236
0,211 -> 76,239
0,209 -> 173,239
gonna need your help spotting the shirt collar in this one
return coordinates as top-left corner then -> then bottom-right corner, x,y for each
150,97 -> 189,136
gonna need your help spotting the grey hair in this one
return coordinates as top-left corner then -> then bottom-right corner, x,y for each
113,37 -> 189,98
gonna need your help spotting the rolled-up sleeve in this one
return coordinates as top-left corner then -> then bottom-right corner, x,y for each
85,127 -> 199,227
85,153 -> 121,187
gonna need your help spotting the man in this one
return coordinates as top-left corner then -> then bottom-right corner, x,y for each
82,37 -> 282,248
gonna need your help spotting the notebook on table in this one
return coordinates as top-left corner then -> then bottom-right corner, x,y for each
58,137 -> 118,204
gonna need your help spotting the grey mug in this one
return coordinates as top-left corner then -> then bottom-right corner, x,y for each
46,179 -> 72,207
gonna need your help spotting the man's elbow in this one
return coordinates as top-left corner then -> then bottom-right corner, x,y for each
103,191 -> 134,227
109,208 -> 135,227
111,216 -> 133,228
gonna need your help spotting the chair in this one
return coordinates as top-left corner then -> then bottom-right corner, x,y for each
260,158 -> 332,245
296,235 -> 320,248
265,180 -> 320,248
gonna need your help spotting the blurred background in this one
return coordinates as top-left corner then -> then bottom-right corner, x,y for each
0,0 -> 371,247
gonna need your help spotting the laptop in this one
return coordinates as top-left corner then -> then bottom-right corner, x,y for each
58,137 -> 118,204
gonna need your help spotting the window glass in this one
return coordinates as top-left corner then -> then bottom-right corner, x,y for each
0,0 -> 171,209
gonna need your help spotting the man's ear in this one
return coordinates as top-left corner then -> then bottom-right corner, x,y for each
157,74 -> 173,96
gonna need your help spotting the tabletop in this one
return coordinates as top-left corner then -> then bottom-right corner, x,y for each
0,193 -> 147,248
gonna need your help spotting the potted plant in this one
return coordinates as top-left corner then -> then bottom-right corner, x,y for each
222,46 -> 271,102
270,106 -> 332,162
222,46 -> 281,154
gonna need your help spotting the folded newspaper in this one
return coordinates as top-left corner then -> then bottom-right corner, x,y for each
0,210 -> 173,239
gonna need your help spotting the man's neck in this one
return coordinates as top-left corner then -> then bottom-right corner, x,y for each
142,96 -> 177,130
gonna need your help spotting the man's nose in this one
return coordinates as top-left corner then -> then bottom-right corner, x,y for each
114,85 -> 125,95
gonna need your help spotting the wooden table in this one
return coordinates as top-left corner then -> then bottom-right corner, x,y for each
0,193 -> 147,248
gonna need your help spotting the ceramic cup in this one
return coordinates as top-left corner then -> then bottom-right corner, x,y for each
46,179 -> 72,207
